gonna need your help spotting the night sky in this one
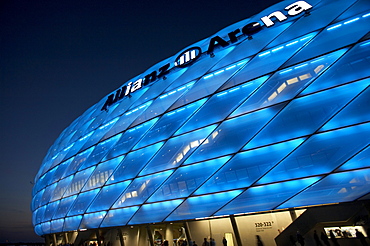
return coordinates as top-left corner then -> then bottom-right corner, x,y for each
0,0 -> 281,242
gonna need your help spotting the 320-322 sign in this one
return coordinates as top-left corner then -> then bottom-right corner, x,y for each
255,221 -> 273,227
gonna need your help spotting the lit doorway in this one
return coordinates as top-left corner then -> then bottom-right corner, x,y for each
224,232 -> 234,246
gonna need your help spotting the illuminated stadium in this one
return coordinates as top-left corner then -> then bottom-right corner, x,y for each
32,0 -> 370,245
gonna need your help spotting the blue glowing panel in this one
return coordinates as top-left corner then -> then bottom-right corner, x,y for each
106,142 -> 164,184
113,170 -> 173,208
41,183 -> 57,206
63,147 -> 95,178
62,132 -> 94,161
320,79 -> 370,131
216,177 -> 321,215
34,206 -> 46,224
279,168 -> 370,209
213,23 -> 292,71
80,211 -> 107,229
101,206 -> 140,228
80,117 -> 120,150
134,99 -> 207,149
246,80 -> 369,149
31,190 -> 44,211
50,176 -> 73,202
43,201 -> 59,221
41,222 -> 51,235
82,156 -> 124,191
52,195 -> 77,219
301,40 -> 370,95
129,200 -> 184,225
68,189 -> 100,216
103,118 -> 157,160
266,0 -> 355,48
171,46 -> 236,94
194,139 -> 304,195
171,58 -> 249,110
176,78 -> 264,135
139,125 -> 217,176
102,101 -> 153,140
166,190 -> 243,221
231,49 -> 347,117
284,12 -> 370,67
185,104 -> 284,164
63,215 -> 83,231
148,157 -> 231,202
51,159 -> 71,183
258,123 -> 370,184
35,167 -> 57,194
87,181 -> 131,213
63,167 -> 95,197
50,219 -> 64,233
338,146 -> 370,171
131,82 -> 195,127
79,134 -> 122,171
225,32 -> 317,85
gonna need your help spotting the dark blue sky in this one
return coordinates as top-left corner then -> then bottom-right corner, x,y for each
0,0 -> 280,242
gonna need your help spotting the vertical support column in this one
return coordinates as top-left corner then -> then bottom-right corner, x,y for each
289,208 -> 297,221
146,225 -> 155,246
64,232 -> 69,244
96,229 -> 102,246
230,215 -> 242,246
165,224 -> 174,245
45,234 -> 52,246
118,228 -> 125,246
52,233 -> 58,246
183,222 -> 192,243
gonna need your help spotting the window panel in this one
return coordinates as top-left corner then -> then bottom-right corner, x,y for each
267,0 -> 356,48
79,211 -> 107,229
284,12 -> 370,67
169,58 -> 248,111
41,183 -> 57,206
41,222 -> 51,235
102,101 -> 153,140
213,23 -> 292,71
258,123 -> 370,184
113,171 -> 173,208
34,206 -> 46,224
62,131 -> 94,161
139,125 -> 217,176
338,145 -> 370,171
50,176 -> 73,202
63,215 -> 83,231
216,177 -> 320,215
177,77 -> 264,135
52,195 -> 77,219
79,134 -> 122,171
63,147 -> 95,178
195,139 -> 304,195
67,189 -> 100,216
87,181 -> 130,213
82,156 -> 123,191
52,159 -> 71,183
246,80 -> 369,149
43,201 -> 60,222
278,168 -> 370,209
166,190 -> 242,221
129,200 -> 183,224
223,32 -> 317,87
101,206 -> 139,228
131,82 -> 195,127
107,143 -> 164,184
134,99 -> 207,149
63,167 -> 95,197
50,219 -> 64,233
301,40 -> 370,95
185,104 -> 285,165
230,49 -> 347,117
320,78 -> 370,131
148,156 -> 231,202
103,118 -> 157,160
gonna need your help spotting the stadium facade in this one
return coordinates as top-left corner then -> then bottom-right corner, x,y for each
32,0 -> 370,245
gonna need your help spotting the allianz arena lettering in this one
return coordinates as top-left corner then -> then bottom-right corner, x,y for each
101,0 -> 312,111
